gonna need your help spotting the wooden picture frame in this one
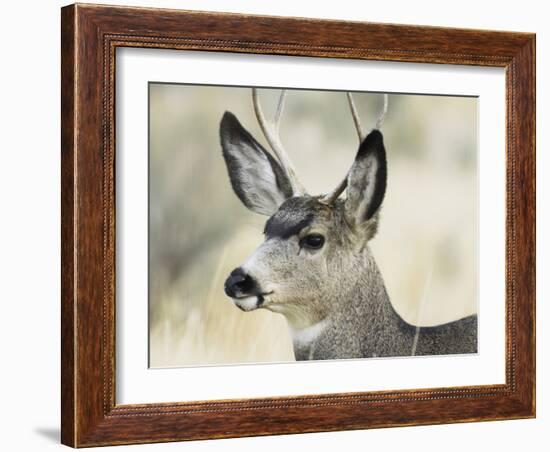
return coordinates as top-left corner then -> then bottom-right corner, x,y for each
61,3 -> 535,447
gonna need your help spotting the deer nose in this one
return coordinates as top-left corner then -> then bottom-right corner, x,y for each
224,267 -> 256,298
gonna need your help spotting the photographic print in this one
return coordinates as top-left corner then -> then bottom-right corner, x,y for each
148,84 -> 478,367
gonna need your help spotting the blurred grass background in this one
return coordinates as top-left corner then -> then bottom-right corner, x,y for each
148,83 -> 477,367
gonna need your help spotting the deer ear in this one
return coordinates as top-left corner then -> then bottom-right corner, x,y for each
345,129 -> 387,226
220,111 -> 295,216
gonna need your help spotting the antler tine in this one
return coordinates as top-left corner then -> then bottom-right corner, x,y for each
321,92 -> 364,204
322,177 -> 348,206
273,89 -> 287,129
375,93 -> 389,130
346,92 -> 366,142
321,93 -> 389,205
252,88 -> 305,195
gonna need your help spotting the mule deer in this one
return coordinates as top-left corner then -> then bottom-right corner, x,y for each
220,89 -> 477,361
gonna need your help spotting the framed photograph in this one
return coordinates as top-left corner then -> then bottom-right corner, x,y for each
61,3 -> 535,447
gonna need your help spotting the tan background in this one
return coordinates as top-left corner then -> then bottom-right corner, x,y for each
149,84 -> 477,367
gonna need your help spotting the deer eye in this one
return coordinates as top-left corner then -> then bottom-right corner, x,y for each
300,233 -> 325,250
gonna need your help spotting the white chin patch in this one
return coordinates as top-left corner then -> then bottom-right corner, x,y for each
233,296 -> 259,312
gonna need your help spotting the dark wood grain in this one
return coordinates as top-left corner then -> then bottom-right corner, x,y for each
61,3 -> 536,447
60,5 -> 76,446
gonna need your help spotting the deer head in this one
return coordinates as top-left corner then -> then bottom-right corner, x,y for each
220,89 -> 388,329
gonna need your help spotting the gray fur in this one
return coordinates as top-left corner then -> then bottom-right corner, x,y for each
233,197 -> 478,360
293,244 -> 477,360
220,111 -> 295,216
220,113 -> 478,361
346,129 -> 387,224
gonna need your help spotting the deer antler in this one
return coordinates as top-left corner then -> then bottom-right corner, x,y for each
321,92 -> 389,205
252,88 -> 305,195
346,92 -> 366,142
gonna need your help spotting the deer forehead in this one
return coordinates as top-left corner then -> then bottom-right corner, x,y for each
263,197 -> 337,240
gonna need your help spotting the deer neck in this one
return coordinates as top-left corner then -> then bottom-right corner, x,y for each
330,249 -> 416,357
332,246 -> 391,311
288,247 -> 400,358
